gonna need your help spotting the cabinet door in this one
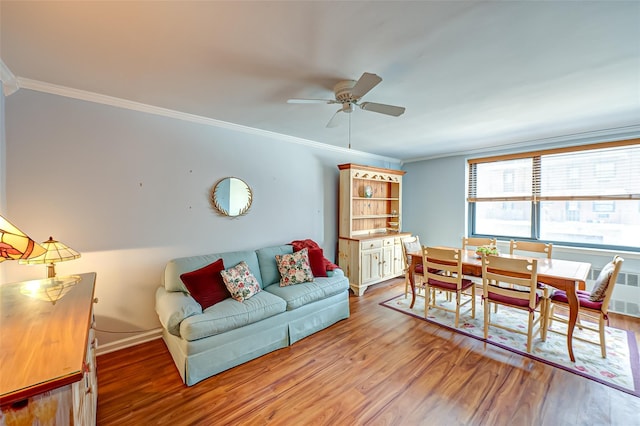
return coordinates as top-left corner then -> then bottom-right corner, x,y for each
381,245 -> 394,277
393,243 -> 404,275
361,249 -> 382,284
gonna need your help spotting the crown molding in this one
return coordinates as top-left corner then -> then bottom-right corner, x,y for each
0,59 -> 19,96
15,77 -> 402,165
403,124 -> 640,164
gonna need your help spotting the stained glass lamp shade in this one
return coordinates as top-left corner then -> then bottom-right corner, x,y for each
20,236 -> 81,278
0,215 -> 46,262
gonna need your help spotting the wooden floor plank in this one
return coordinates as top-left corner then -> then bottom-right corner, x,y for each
97,278 -> 640,425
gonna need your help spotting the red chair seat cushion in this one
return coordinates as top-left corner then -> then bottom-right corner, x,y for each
427,277 -> 474,291
551,289 -> 603,311
414,264 -> 441,275
488,291 -> 540,308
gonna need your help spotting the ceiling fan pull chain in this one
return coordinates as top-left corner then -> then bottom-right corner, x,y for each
348,112 -> 352,150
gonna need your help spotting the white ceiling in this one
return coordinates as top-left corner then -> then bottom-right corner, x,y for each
1,1 -> 639,161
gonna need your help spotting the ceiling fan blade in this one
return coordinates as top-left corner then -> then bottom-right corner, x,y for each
359,102 -> 406,117
351,72 -> 382,99
326,109 -> 344,128
287,98 -> 336,104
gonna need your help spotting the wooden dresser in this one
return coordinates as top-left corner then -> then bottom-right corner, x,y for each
0,272 -> 97,425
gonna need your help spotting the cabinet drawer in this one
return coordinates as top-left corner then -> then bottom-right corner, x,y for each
383,238 -> 395,247
361,239 -> 383,250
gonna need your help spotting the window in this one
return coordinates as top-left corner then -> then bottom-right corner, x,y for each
468,140 -> 640,251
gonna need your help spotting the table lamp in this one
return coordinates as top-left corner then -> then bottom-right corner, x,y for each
20,236 -> 80,278
0,214 -> 46,262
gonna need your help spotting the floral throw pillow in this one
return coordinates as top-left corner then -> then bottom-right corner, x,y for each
220,261 -> 261,302
275,248 -> 314,287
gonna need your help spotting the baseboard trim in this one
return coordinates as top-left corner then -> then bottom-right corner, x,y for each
96,328 -> 163,356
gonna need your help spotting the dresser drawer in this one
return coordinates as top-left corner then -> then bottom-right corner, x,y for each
361,239 -> 383,250
383,238 -> 395,247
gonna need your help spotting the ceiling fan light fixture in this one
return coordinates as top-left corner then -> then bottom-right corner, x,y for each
342,102 -> 355,113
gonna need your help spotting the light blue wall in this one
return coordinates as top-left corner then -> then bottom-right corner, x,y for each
402,156 -> 467,248
3,89 -> 401,347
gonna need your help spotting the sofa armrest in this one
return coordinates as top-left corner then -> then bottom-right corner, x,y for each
155,287 -> 202,337
326,268 -> 344,278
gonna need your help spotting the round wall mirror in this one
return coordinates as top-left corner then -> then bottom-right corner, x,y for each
210,177 -> 253,217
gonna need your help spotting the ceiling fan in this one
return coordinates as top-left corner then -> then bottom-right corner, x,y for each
287,72 -> 406,128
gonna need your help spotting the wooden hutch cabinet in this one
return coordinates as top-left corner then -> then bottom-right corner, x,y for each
337,163 -> 410,296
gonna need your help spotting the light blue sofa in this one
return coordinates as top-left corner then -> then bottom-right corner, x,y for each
155,244 -> 350,386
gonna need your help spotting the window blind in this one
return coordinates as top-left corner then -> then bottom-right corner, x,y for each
468,139 -> 640,203
540,145 -> 640,201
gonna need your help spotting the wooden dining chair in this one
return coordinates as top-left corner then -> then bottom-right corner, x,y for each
462,237 -> 497,252
482,255 -> 549,353
422,247 -> 475,328
509,240 -> 553,259
547,255 -> 623,358
462,237 -> 498,297
401,236 -> 424,298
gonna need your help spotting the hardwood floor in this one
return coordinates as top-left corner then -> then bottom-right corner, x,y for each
97,278 -> 640,425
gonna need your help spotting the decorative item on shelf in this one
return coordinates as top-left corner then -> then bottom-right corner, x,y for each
20,236 -> 81,278
210,177 -> 253,217
363,185 -> 373,198
387,221 -> 400,233
0,215 -> 46,262
475,245 -> 499,258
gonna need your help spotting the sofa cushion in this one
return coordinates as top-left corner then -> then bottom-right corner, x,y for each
155,287 -> 202,336
315,269 -> 350,297
275,248 -> 314,286
264,270 -> 349,310
256,245 -> 293,287
164,250 -> 262,292
180,259 -> 230,309
221,261 -> 262,302
264,282 -> 325,310
308,248 -> 328,277
179,291 -> 287,341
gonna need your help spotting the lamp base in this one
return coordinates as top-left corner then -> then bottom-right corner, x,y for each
47,263 -> 56,278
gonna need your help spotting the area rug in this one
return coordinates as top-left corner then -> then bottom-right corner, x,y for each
381,293 -> 640,397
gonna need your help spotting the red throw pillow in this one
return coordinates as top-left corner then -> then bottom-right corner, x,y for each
308,248 -> 328,277
180,259 -> 230,309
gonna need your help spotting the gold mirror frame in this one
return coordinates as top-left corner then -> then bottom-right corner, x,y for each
210,177 -> 253,217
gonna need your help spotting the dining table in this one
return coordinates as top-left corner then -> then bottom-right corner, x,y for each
407,249 -> 591,362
